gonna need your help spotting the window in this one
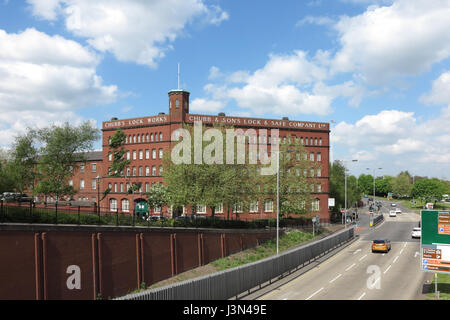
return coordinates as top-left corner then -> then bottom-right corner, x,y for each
303,152 -> 308,160
312,199 -> 320,212
145,183 -> 149,192
315,138 -> 318,145
133,135 -> 136,143
300,137 -> 304,145
151,133 -> 154,142
126,151 -> 130,160
175,98 -> 180,108
139,150 -> 143,160
152,166 -> 156,176
152,149 -> 156,159
145,166 -> 150,176
80,179 -> 85,190
114,183 -> 118,193
108,153 -> 112,161
132,166 -> 136,176
317,168 -> 322,177
91,179 -> 96,190
264,199 -> 273,212
145,149 -> 149,159
121,199 -> 129,212
146,134 -> 149,142
310,168 -> 315,177
126,167 -> 130,176
92,163 -> 97,172
317,152 -> 321,162
133,150 -> 136,160
233,203 -> 243,213
310,138 -> 313,145
317,183 -> 322,193
137,135 -> 141,143
215,203 -> 223,213
139,166 -> 143,176
69,180 -> 73,187
155,133 -> 158,141
249,200 -> 258,213
159,148 -> 163,159
80,164 -> 85,173
120,183 -> 124,193
319,138 -> 322,146
110,199 -> 117,211
310,152 -> 314,161
197,204 -> 206,213
159,133 -> 163,141
154,206 -> 161,213
159,165 -> 163,175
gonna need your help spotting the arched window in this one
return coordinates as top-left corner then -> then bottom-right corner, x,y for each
159,132 -> 163,141
311,199 -> 320,212
121,199 -> 129,212
110,199 -> 117,211
175,99 -> 180,108
264,199 -> 273,212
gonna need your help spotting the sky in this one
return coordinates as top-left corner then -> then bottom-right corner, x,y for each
0,0 -> 449,179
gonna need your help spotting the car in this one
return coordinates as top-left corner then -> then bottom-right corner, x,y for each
411,227 -> 421,239
389,210 -> 397,217
390,203 -> 396,207
372,239 -> 391,253
147,215 -> 168,222
395,208 -> 402,214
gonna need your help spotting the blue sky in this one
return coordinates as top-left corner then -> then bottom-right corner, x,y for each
0,0 -> 449,179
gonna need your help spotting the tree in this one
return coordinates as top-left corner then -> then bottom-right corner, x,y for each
7,132 -> 39,194
329,161 -> 360,220
146,183 -> 170,217
357,174 -> 373,195
107,128 -> 130,177
34,122 -> 100,203
392,171 -> 412,198
375,176 -> 393,197
411,178 -> 446,203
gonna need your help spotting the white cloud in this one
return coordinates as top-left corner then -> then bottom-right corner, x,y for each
190,98 -> 225,113
420,71 -> 450,105
0,28 -> 117,146
27,0 -> 229,68
296,16 -> 335,27
332,0 -> 450,84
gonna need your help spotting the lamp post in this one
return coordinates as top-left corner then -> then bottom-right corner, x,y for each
339,159 -> 358,228
96,175 -> 101,215
367,167 -> 382,204
276,148 -> 295,255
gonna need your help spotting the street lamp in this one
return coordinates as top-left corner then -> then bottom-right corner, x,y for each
276,148 -> 295,255
96,175 -> 102,215
338,159 -> 358,228
366,167 -> 382,203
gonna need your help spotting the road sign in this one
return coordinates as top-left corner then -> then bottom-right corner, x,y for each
369,210 -> 374,215
421,210 -> 450,274
341,209 -> 345,213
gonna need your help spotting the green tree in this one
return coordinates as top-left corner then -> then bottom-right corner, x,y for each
107,128 -> 130,177
7,132 -> 39,194
34,122 -> 100,203
357,174 -> 373,196
375,176 -> 393,197
411,178 -> 446,203
392,171 -> 412,198
146,183 -> 170,217
329,161 -> 360,220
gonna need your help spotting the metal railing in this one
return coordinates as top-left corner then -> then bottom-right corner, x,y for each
117,226 -> 355,300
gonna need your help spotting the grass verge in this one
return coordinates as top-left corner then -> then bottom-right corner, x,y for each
426,273 -> 450,300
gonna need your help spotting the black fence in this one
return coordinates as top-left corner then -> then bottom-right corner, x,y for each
0,200 -> 321,231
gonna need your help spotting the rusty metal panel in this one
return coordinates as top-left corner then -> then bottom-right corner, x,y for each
175,233 -> 199,274
242,233 -> 258,250
0,231 -> 37,299
202,233 -> 221,264
140,232 -> 172,286
97,232 -> 139,299
225,233 -> 242,255
41,231 -> 96,300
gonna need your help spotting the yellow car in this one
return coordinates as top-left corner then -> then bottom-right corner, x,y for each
372,239 -> 391,253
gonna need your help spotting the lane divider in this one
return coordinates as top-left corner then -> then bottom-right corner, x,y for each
305,287 -> 324,300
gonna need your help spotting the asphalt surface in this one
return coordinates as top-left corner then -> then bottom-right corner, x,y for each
256,198 -> 429,300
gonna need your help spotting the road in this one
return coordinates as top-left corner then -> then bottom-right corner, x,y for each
258,198 -> 427,300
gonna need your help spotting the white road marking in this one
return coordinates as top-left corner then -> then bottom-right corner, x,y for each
353,249 -> 362,255
358,292 -> 366,300
393,256 -> 399,264
359,254 -> 367,261
403,243 -> 407,248
400,248 -> 404,254
384,265 -> 392,274
415,251 -> 419,258
329,274 -> 342,283
345,263 -> 356,271
305,287 -> 324,300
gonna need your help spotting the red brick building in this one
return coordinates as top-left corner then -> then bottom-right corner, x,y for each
74,89 -> 331,223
